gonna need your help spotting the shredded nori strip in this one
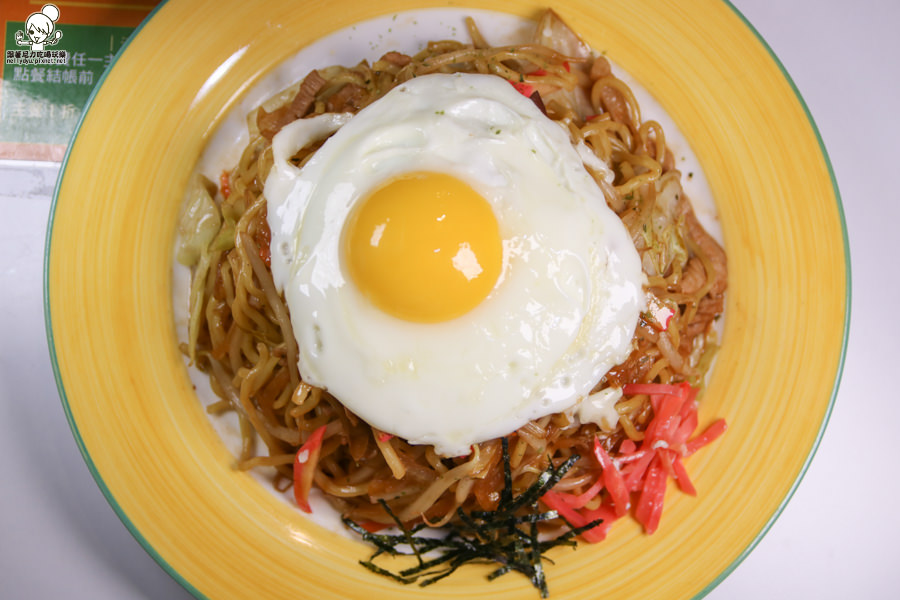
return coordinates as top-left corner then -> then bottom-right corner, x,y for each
342,438 -> 603,597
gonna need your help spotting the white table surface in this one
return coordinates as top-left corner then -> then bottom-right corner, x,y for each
2,0 -> 898,598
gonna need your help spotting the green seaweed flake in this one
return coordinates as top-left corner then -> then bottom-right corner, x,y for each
342,439 -> 603,597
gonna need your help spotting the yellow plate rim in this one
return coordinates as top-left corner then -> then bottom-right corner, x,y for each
43,1 -> 851,598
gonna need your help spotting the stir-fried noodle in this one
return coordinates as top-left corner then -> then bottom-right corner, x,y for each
177,12 -> 727,533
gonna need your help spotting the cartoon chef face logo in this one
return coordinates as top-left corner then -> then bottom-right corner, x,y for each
15,4 -> 63,52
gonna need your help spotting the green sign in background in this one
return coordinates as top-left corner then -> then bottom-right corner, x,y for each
2,22 -> 135,146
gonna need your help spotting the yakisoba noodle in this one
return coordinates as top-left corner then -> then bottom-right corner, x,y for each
179,11 -> 726,542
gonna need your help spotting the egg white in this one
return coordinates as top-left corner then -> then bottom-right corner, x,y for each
265,72 -> 644,457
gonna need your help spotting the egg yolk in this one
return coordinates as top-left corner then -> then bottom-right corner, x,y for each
343,172 -> 502,323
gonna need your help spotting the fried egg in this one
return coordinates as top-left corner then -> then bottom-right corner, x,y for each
265,73 -> 644,457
